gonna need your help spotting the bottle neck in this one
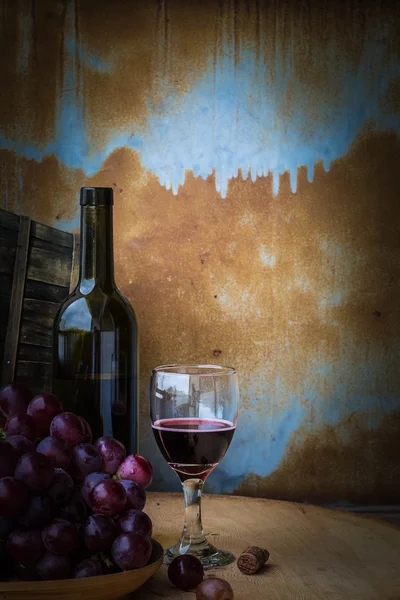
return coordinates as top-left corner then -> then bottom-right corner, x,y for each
79,205 -> 115,293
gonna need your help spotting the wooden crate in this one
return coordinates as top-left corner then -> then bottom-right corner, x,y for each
0,208 -> 77,394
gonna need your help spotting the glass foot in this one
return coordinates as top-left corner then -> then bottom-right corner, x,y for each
163,538 -> 235,568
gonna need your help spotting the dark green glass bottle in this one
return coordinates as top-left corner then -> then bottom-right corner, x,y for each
52,187 -> 138,454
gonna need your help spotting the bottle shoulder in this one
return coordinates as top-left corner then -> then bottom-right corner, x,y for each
55,285 -> 137,332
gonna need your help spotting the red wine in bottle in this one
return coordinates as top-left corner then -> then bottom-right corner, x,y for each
52,187 -> 138,453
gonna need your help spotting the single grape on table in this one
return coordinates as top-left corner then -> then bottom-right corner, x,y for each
0,380 -> 156,584
168,555 -> 204,590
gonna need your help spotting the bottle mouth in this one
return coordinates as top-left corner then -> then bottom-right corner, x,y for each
80,187 -> 114,206
151,364 -> 237,376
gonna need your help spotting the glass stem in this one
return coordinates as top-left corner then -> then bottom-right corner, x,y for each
180,478 -> 207,550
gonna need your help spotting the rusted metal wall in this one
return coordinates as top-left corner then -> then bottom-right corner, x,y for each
1,0 -> 399,505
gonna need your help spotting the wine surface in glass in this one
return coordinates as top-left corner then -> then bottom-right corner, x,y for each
152,418 -> 235,481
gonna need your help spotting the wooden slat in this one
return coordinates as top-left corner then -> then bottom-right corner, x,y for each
0,236 -> 16,274
0,294 -> 11,341
30,221 -> 73,249
0,273 -> 12,296
0,225 -> 18,244
17,343 -> 53,363
31,235 -> 73,257
19,298 -> 59,348
2,216 -> 31,382
69,233 -> 80,293
15,360 -> 52,382
26,245 -> 72,287
24,279 -> 70,304
0,208 -> 20,231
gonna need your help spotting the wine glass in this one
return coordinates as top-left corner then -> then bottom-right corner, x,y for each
150,364 -> 239,568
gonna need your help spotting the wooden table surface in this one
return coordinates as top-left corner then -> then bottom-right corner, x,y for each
132,492 -> 400,600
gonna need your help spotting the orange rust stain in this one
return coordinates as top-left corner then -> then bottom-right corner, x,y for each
233,411 -> 400,504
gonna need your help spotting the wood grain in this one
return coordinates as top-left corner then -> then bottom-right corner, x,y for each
30,220 -> 73,249
0,236 -> 16,274
2,216 -> 31,382
24,279 -> 70,304
19,298 -> 60,348
0,208 -> 19,231
26,245 -> 72,287
133,493 -> 400,600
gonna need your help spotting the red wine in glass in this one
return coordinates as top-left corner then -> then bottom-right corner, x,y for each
152,418 -> 235,481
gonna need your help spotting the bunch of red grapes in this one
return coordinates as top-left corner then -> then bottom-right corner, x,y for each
0,382 -> 154,582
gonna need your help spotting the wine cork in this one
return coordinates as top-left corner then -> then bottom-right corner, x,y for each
237,546 -> 269,575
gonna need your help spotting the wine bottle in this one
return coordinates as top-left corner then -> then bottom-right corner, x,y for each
52,187 -> 138,453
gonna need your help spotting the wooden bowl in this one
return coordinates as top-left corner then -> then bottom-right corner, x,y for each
0,539 -> 164,600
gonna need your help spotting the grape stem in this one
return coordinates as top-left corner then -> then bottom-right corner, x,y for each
0,429 -> 6,440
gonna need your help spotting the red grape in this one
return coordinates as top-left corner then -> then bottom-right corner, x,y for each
36,435 -> 72,469
94,437 -> 126,475
70,443 -> 103,480
7,435 -> 34,458
0,476 -> 30,517
81,471 -> 110,506
0,416 -> 5,430
90,479 -> 127,517
14,452 -> 55,491
111,532 -> 152,570
117,509 -> 152,538
42,519 -> 79,555
120,480 -> 146,511
47,468 -> 74,505
27,393 -> 63,436
0,516 -> 13,538
5,413 -> 36,441
73,557 -> 103,578
0,383 -> 33,418
196,578 -> 234,600
58,489 -> 88,523
83,514 -> 119,553
7,529 -> 44,563
17,493 -> 53,529
0,439 -> 17,477
116,454 -> 153,489
15,561 -> 40,581
36,551 -> 71,580
79,417 -> 92,443
50,412 -> 86,447
168,555 -> 204,590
